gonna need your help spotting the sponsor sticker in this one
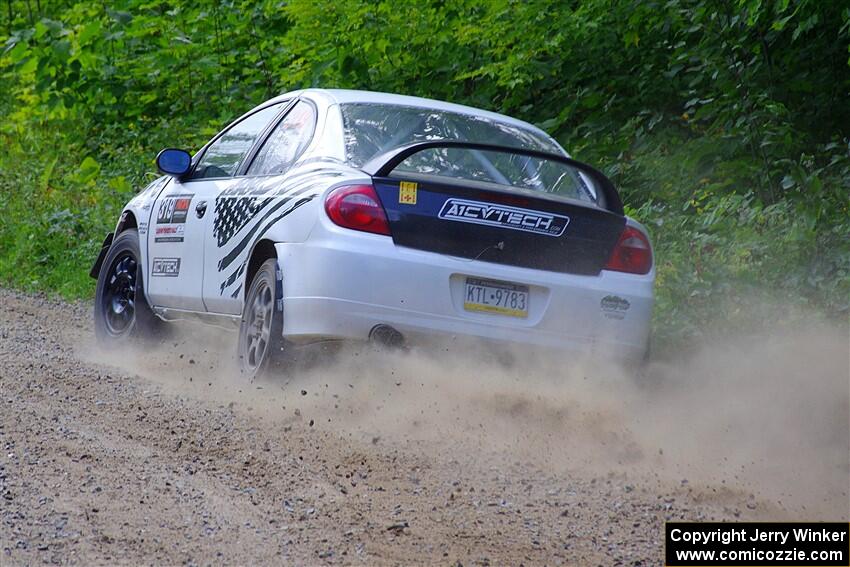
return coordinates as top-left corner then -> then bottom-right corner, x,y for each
600,294 -> 630,320
154,224 -> 185,243
399,181 -> 418,205
438,198 -> 569,237
151,257 -> 181,277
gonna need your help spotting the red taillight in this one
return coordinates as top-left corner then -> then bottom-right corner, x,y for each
324,184 -> 391,236
604,226 -> 652,275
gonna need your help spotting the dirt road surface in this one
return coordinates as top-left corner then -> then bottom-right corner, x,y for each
1,289 -> 848,565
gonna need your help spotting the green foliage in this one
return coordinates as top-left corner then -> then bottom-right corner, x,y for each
0,0 -> 847,352
625,128 -> 850,346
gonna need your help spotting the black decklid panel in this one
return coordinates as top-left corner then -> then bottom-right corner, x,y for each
374,178 -> 625,276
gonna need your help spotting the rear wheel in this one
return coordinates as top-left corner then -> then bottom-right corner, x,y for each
94,229 -> 161,344
237,258 -> 289,380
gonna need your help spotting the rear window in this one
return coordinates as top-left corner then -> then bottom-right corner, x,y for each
395,147 -> 598,204
341,103 -> 561,166
341,103 -> 597,204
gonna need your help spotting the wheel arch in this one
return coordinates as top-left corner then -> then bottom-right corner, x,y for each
115,210 -> 138,234
244,239 -> 279,300
92,209 -> 141,280
113,206 -> 153,307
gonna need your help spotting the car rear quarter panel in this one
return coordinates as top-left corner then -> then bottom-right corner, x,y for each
213,162 -> 370,313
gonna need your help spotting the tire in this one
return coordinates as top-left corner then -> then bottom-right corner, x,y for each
93,229 -> 161,345
237,258 -> 289,380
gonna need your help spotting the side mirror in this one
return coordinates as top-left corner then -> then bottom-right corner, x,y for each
155,148 -> 192,176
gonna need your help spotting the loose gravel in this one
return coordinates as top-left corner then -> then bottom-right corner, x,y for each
1,289 -> 845,565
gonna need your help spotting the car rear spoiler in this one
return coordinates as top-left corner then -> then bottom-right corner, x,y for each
360,140 -> 624,215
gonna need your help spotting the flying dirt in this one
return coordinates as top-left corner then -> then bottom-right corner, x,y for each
1,288 -> 847,565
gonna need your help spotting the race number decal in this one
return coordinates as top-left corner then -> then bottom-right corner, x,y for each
155,194 -> 193,242
157,195 -> 193,224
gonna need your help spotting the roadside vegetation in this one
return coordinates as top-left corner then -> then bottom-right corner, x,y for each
1,0 -> 847,352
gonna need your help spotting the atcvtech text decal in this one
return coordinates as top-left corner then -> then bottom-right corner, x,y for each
375,182 -> 569,237
438,198 -> 569,236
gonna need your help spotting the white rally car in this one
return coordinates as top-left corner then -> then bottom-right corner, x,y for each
91,89 -> 654,378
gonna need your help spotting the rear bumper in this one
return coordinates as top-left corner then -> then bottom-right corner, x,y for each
275,231 -> 653,361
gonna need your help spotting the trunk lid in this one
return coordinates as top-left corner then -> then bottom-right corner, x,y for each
362,141 -> 627,277
373,178 -> 625,275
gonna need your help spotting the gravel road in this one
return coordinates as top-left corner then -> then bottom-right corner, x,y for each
1,289 -> 847,565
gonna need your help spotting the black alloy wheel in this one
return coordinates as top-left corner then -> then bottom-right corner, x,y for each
94,229 -> 160,344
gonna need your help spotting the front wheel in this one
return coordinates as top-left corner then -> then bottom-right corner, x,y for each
237,258 -> 289,380
93,229 -> 161,345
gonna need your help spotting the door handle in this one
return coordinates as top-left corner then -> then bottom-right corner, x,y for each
195,201 -> 207,218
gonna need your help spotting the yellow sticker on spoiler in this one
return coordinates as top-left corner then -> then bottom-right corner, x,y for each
399,181 -> 418,205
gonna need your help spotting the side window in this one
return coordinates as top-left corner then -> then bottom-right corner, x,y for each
247,101 -> 317,176
191,103 -> 284,179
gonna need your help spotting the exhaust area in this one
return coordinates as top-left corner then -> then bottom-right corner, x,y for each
369,324 -> 405,348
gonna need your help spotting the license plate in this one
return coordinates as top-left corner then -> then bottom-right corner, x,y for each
464,277 -> 529,318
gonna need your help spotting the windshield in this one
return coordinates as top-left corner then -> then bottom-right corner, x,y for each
341,103 -> 597,204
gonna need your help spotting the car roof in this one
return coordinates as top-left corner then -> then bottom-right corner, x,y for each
266,88 -> 558,145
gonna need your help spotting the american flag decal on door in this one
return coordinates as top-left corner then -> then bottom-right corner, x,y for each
213,186 -> 273,248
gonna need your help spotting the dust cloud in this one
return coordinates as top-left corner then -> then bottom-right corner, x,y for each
78,308 -> 850,520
